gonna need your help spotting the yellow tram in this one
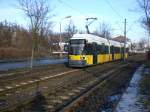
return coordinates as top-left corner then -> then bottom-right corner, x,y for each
68,34 -> 128,67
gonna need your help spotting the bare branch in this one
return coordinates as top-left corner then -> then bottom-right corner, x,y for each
137,0 -> 150,33
94,22 -> 112,38
65,20 -> 77,40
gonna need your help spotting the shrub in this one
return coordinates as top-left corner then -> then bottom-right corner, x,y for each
0,47 -> 31,59
146,50 -> 150,60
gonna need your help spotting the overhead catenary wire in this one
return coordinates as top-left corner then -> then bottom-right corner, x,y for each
114,21 -> 123,31
57,0 -> 99,33
57,0 -> 87,16
103,0 -> 138,41
58,0 -> 137,37
126,20 -> 138,33
103,0 -> 124,31
104,0 -> 123,19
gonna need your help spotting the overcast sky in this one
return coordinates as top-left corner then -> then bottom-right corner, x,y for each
0,0 -> 148,42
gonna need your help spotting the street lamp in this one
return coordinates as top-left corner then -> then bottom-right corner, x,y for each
59,16 -> 71,58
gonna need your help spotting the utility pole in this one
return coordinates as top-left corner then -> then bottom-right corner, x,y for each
124,18 -> 127,62
59,16 -> 71,58
148,28 -> 150,49
59,21 -> 62,58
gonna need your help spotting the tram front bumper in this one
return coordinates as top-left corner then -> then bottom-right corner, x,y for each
68,60 -> 86,67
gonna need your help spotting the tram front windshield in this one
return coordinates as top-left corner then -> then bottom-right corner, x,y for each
69,39 -> 85,55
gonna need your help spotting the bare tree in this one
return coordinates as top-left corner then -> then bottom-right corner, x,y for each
18,0 -> 53,68
138,38 -> 146,49
137,0 -> 150,33
78,30 -> 85,34
0,21 -> 13,47
94,22 -> 112,38
0,20 -> 24,47
65,20 -> 77,40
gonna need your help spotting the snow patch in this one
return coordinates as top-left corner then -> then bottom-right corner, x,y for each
115,65 -> 144,112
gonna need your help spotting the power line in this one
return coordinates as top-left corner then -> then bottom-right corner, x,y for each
57,0 -> 86,16
104,0 -> 123,19
115,21 -> 123,31
104,0 -> 124,33
58,0 -> 130,36
126,20 -> 137,33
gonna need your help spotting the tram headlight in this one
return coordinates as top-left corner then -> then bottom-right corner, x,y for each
80,56 -> 85,60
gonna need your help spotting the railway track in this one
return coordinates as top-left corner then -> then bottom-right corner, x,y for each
26,63 -> 136,112
0,61 -> 124,111
60,63 -> 138,112
56,65 -> 128,112
0,64 -> 72,88
0,54 -> 144,111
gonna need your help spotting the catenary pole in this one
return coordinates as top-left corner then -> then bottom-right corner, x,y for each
124,18 -> 127,62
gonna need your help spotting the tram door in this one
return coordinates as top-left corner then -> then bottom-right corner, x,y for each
112,46 -> 114,60
92,43 -> 97,64
121,47 -> 124,59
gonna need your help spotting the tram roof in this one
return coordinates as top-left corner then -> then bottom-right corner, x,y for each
72,34 -> 109,45
109,40 -> 122,47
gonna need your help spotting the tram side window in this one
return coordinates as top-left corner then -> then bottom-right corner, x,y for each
84,44 -> 93,55
97,44 -> 109,54
117,47 -> 120,53
84,43 -> 109,55
92,43 -> 98,54
97,44 -> 104,54
102,44 -> 106,54
121,47 -> 124,53
114,47 -> 120,53
70,39 -> 85,44
102,45 -> 109,54
110,46 -> 114,54
105,46 -> 109,54
116,47 -> 118,53
97,45 -> 102,54
97,45 -> 100,53
118,47 -> 120,53
114,47 -> 116,53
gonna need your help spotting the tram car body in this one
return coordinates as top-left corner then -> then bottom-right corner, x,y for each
68,34 -> 128,67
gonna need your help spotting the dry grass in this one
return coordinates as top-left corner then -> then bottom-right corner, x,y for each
0,47 -> 31,59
